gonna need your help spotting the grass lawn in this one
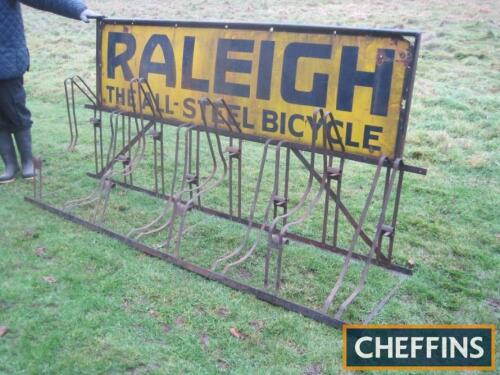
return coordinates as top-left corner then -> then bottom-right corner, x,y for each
0,0 -> 499,374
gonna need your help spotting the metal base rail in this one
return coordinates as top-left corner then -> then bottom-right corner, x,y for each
25,196 -> 347,329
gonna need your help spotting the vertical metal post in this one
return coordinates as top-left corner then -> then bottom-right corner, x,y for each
196,128 -> 201,206
387,168 -> 404,262
237,138 -> 243,219
283,146 -> 290,225
332,158 -> 343,248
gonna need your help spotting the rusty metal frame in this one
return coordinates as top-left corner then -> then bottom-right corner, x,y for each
85,170 -> 413,276
25,17 -> 426,328
24,195 -> 347,329
25,116 -> 410,328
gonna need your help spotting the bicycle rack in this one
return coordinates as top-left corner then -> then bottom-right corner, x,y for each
27,75 -> 424,328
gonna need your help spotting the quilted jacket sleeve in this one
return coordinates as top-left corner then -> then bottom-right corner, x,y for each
20,0 -> 87,20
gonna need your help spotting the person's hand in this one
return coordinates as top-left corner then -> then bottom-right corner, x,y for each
80,9 -> 102,23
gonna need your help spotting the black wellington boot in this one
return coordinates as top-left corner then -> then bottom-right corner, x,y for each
13,129 -> 35,179
0,130 -> 20,184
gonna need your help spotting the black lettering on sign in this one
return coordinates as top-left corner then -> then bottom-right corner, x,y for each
141,92 -> 157,110
226,104 -> 241,126
262,109 -> 278,133
182,36 -> 209,92
183,98 -> 196,119
306,114 -> 323,143
106,85 -> 114,102
326,119 -> 344,145
363,125 -> 383,151
279,112 -> 287,135
288,114 -> 304,137
127,88 -> 136,107
214,39 -> 254,98
140,35 -> 176,88
256,41 -> 275,100
281,42 -> 332,107
210,102 -> 225,127
337,46 -> 394,116
164,95 -> 174,115
116,87 -> 125,106
108,32 -> 136,80
242,107 -> 255,129
345,122 -> 359,148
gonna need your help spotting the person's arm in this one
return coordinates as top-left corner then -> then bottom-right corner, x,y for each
20,0 -> 94,21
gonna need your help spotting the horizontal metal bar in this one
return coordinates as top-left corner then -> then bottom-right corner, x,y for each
99,18 -> 420,38
25,196 -> 345,329
84,105 -> 427,176
86,173 -> 413,276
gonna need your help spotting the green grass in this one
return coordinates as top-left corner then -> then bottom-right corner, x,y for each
1,0 -> 499,374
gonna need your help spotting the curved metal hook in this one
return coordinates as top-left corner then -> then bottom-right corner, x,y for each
321,155 -> 388,314
333,158 -> 402,319
210,138 -> 274,271
220,140 -> 287,274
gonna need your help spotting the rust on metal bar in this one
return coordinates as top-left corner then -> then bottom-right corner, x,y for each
25,196 -> 345,329
28,18 -> 427,328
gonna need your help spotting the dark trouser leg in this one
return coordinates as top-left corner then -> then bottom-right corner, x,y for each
0,130 -> 19,183
0,76 -> 33,180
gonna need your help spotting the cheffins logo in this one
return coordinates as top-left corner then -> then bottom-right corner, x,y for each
343,325 -> 496,371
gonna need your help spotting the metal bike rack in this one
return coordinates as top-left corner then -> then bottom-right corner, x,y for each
26,18 -> 426,329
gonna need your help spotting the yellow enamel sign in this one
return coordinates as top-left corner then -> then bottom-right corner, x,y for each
99,21 -> 414,160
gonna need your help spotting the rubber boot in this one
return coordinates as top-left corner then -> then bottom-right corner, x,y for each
13,129 -> 35,179
0,130 -> 20,184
